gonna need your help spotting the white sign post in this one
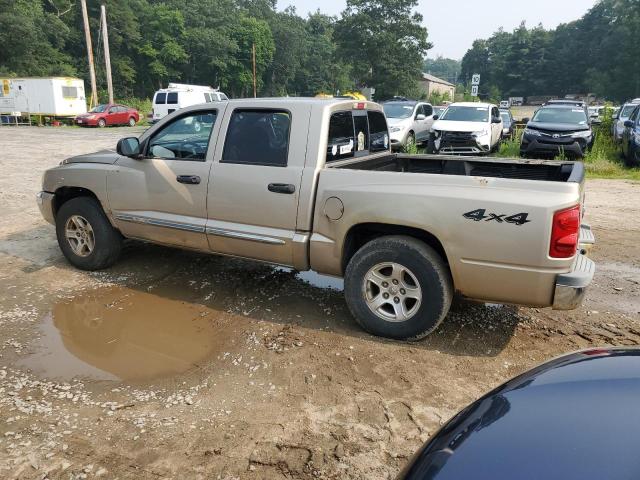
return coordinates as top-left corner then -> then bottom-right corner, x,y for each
471,73 -> 480,97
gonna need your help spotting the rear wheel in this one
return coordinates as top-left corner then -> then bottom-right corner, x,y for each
128,117 -> 136,127
344,236 -> 453,340
625,143 -> 640,167
56,197 -> 122,270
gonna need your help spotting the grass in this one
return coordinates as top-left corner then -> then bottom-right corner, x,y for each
496,125 -> 640,181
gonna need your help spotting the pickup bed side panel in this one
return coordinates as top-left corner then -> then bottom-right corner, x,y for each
311,169 -> 582,307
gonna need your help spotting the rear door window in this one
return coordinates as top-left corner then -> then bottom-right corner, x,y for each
167,92 -> 178,105
222,110 -> 291,167
155,92 -> 166,104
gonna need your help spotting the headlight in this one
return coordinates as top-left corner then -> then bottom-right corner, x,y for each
523,128 -> 541,137
472,130 -> 489,137
86,115 -> 96,119
571,130 -> 592,139
390,126 -> 402,133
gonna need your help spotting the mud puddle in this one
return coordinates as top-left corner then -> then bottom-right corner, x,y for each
19,287 -> 235,382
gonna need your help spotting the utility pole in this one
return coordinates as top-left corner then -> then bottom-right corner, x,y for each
80,0 -> 98,108
252,43 -> 257,98
100,4 -> 114,104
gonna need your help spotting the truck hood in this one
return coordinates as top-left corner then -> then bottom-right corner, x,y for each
62,150 -> 119,165
527,122 -> 590,132
432,120 -> 488,133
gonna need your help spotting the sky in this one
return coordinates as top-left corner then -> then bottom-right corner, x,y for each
279,0 -> 598,59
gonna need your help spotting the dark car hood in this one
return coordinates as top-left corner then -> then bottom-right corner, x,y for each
63,150 -> 119,165
527,121 -> 590,132
399,348 -> 640,480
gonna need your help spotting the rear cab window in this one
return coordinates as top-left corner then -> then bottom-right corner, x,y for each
327,109 -> 389,162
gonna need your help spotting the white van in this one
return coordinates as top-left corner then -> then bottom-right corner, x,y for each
151,83 -> 228,123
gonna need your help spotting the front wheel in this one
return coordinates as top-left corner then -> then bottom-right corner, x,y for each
97,118 -> 106,128
344,236 -> 453,340
56,197 -> 123,270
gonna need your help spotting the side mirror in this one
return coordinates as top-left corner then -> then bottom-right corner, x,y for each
491,116 -> 501,124
432,115 -> 439,121
415,114 -> 426,121
624,120 -> 634,128
117,137 -> 141,158
522,117 -> 530,124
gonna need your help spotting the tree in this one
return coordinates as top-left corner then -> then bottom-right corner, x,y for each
334,0 -> 431,99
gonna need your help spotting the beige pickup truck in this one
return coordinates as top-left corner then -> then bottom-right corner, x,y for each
37,98 -> 595,340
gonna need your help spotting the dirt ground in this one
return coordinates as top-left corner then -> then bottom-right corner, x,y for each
0,127 -> 638,480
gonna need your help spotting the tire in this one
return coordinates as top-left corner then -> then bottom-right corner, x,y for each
97,118 -> 106,128
404,132 -> 415,151
344,235 -> 453,341
625,144 -> 640,167
128,117 -> 136,127
55,197 -> 122,271
426,133 -> 438,154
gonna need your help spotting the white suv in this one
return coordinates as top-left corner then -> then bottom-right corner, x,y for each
428,102 -> 503,155
382,100 -> 435,150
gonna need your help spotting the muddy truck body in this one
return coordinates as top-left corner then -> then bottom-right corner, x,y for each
38,98 -> 595,340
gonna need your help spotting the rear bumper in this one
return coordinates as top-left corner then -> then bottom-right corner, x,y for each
552,253 -> 595,310
36,191 -> 56,225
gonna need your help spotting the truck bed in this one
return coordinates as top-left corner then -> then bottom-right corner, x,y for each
328,153 -> 584,183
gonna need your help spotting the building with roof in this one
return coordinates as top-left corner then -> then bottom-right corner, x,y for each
419,73 -> 455,101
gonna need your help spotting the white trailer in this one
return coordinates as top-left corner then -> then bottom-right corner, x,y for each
0,77 -> 87,118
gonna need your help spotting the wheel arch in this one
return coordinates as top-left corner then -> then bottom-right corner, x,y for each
342,222 -> 450,275
53,186 -> 101,218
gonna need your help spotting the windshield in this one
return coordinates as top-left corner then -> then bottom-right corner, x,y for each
500,112 -> 511,125
532,107 -> 588,125
89,104 -> 108,113
439,106 -> 489,123
620,105 -> 638,118
383,103 -> 415,119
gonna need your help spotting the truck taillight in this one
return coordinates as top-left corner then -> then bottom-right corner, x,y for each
549,205 -> 580,258
353,102 -> 366,110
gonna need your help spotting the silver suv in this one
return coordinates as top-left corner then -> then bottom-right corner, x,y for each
382,100 -> 435,150
613,101 -> 640,143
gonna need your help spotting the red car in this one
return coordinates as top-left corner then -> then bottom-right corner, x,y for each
75,103 -> 140,127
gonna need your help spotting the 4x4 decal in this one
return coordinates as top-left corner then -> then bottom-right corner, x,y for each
463,209 -> 531,226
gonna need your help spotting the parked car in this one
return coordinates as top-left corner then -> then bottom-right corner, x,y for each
613,101 -> 640,143
587,105 -> 606,124
621,105 -> 640,166
75,103 -> 139,127
499,109 -> 515,138
382,100 -> 435,150
151,83 -> 228,123
499,100 -> 510,109
428,102 -> 503,154
520,104 -> 593,158
37,98 -> 594,341
397,348 -> 640,480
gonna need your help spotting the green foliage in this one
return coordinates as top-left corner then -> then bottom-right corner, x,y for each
424,57 -> 460,85
334,0 -> 432,99
0,0 -> 430,101
427,91 -> 451,106
461,0 -> 640,102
